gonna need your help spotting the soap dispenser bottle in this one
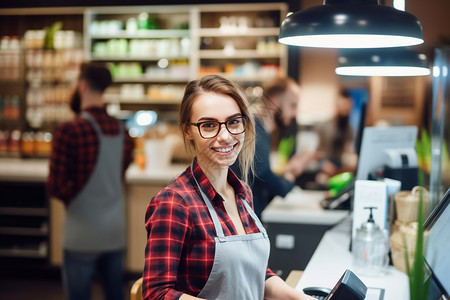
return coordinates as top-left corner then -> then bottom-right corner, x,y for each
352,206 -> 388,276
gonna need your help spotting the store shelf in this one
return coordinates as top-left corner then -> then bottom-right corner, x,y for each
198,27 -> 280,37
208,73 -> 280,83
199,49 -> 282,59
90,29 -> 190,39
104,94 -> 180,105
91,54 -> 190,61
0,207 -> 48,216
112,76 -> 189,83
0,247 -> 47,258
0,181 -> 50,260
0,226 -> 48,236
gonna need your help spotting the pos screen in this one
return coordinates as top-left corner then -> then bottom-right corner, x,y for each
424,188 -> 450,300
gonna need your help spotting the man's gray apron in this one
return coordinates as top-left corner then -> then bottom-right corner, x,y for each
63,111 -> 125,252
191,163 -> 271,300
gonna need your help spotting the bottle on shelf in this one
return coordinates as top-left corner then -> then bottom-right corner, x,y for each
8,129 -> 21,156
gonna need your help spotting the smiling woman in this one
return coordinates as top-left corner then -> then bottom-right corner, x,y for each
142,75 -> 316,300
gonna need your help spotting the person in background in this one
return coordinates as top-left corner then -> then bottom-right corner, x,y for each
232,77 -> 315,218
315,88 -> 356,177
143,75 -> 314,300
47,62 -> 134,300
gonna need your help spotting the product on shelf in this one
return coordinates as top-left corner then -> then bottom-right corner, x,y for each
23,36 -> 84,132
8,129 -> 21,156
34,131 -> 53,157
0,129 -> 21,157
0,130 -> 8,155
21,131 -> 35,157
0,36 -> 22,81
0,95 -> 21,121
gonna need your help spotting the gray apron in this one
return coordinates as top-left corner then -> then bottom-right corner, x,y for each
62,111 -> 125,252
191,164 -> 271,300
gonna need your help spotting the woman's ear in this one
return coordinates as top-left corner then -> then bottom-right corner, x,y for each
183,125 -> 194,141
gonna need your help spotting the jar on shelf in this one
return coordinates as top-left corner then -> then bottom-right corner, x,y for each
0,130 -> 8,154
0,36 -> 9,50
21,131 -> 36,157
8,129 -> 21,156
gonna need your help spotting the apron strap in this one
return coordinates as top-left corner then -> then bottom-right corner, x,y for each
190,163 -> 225,238
81,111 -> 124,138
241,199 -> 267,236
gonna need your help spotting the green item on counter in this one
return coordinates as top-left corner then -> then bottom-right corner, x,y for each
328,171 -> 353,197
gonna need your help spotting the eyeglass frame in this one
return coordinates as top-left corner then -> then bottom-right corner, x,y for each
187,115 -> 247,139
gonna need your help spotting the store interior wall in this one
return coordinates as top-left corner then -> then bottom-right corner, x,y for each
297,0 -> 450,127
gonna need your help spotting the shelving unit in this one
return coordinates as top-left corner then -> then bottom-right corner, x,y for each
24,48 -> 84,130
0,43 -> 25,158
84,3 -> 288,107
195,3 -> 287,88
84,5 -> 194,109
0,181 -> 49,260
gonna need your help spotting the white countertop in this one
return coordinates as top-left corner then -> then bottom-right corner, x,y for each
125,163 -> 186,184
0,158 -> 186,184
296,217 -> 410,300
261,187 -> 350,225
0,158 -> 49,182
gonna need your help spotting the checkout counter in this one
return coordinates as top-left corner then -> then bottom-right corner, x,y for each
261,187 -> 349,278
261,187 -> 409,299
295,216 -> 409,300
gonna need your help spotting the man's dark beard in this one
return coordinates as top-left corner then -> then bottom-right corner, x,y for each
333,115 -> 350,150
337,115 -> 349,130
69,89 -> 81,115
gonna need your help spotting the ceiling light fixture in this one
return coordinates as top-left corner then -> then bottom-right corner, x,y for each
335,48 -> 431,76
278,0 -> 424,48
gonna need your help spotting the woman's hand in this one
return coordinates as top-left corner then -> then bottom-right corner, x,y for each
264,276 -> 318,300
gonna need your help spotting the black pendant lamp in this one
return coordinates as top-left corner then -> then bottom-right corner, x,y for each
278,0 -> 424,48
335,48 -> 430,76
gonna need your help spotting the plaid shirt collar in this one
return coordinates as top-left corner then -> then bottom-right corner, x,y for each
191,158 -> 247,204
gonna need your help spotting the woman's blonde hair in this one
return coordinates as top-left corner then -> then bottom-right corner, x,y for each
179,75 -> 255,183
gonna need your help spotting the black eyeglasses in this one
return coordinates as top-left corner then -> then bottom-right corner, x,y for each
188,116 -> 246,139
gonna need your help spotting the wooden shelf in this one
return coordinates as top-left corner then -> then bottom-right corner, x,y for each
199,27 -> 280,37
104,94 -> 180,105
0,207 -> 49,217
90,29 -> 190,39
0,226 -> 48,236
0,248 -> 47,258
210,73 -> 279,83
199,49 -> 282,59
112,76 -> 190,83
91,54 -> 190,61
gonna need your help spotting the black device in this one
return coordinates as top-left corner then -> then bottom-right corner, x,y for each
303,286 -> 332,300
423,188 -> 450,300
303,269 -> 367,300
321,179 -> 355,210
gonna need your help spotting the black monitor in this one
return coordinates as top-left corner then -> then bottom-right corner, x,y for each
355,126 -> 418,189
424,188 -> 450,300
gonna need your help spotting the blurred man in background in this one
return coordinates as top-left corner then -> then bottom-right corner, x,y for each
47,62 -> 134,300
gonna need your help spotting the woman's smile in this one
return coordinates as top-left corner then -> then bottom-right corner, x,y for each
212,143 -> 237,154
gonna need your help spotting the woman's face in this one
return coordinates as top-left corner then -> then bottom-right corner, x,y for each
186,92 -> 245,169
